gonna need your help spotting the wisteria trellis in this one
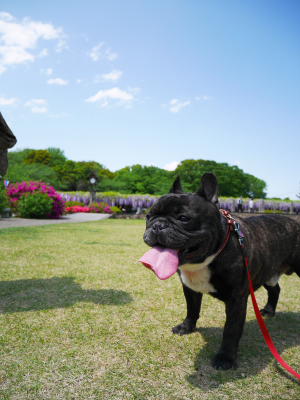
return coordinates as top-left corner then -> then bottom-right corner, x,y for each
61,193 -> 300,214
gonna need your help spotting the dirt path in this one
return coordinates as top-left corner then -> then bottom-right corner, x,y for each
0,213 -> 111,229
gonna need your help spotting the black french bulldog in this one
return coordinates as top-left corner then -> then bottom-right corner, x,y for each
143,173 -> 300,370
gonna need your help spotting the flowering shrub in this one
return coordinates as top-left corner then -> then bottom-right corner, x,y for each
110,206 -> 121,214
65,206 -> 91,213
18,192 -> 54,218
7,181 -> 65,218
89,202 -> 114,213
65,200 -> 85,207
104,206 -> 113,214
0,181 -> 9,214
65,202 -> 118,214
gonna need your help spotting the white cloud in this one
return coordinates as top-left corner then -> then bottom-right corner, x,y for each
169,98 -> 191,113
41,67 -> 53,76
127,87 -> 140,96
38,48 -> 48,58
25,98 -> 48,113
47,77 -> 68,86
55,37 -> 67,53
0,12 -> 14,22
106,49 -> 118,61
0,96 -> 18,106
89,44 -> 101,61
195,95 -> 212,101
85,87 -> 134,108
89,42 -> 118,62
101,69 -> 123,81
164,161 -> 180,171
0,12 -> 65,73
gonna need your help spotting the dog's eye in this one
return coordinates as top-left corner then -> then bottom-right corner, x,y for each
178,215 -> 190,222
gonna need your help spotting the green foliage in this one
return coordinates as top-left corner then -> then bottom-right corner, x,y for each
65,200 -> 85,207
24,149 -> 51,165
99,191 -> 123,197
17,192 -> 54,218
108,164 -> 174,194
7,162 -> 61,188
8,148 -> 33,164
89,202 -> 110,213
264,209 -> 284,214
54,160 -> 79,190
7,149 -> 61,187
7,148 -> 268,198
47,147 -> 67,166
175,159 -> 267,198
0,181 -> 8,213
54,160 -> 111,191
75,161 -> 105,190
110,205 -> 122,213
24,148 -> 67,167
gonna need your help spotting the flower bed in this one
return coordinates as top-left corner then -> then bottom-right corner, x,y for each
61,192 -> 300,216
65,203 -> 120,214
61,192 -> 157,214
7,181 -> 65,218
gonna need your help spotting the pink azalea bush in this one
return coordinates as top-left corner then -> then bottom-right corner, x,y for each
65,203 -> 115,214
7,181 -> 65,218
89,202 -> 113,214
65,205 -> 91,213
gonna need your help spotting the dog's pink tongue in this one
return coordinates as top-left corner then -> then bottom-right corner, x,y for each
139,247 -> 179,280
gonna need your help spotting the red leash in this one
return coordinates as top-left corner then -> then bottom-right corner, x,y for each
219,210 -> 300,380
245,256 -> 300,380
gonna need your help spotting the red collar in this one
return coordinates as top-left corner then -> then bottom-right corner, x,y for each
215,209 -> 238,257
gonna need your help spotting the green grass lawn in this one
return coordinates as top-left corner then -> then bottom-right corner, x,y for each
0,219 -> 299,399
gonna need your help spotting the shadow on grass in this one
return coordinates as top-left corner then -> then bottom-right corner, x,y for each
186,311 -> 300,389
0,277 -> 133,313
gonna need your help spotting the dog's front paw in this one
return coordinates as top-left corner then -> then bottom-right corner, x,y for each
260,306 -> 275,317
172,318 -> 196,335
212,353 -> 237,370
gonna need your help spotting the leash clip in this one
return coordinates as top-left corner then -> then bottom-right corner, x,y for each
233,221 -> 245,247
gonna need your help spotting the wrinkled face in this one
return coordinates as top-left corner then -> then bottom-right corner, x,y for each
143,192 -> 221,263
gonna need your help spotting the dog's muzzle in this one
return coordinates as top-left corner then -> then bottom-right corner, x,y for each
151,221 -> 169,233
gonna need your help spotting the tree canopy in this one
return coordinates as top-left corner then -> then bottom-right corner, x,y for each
6,148 -> 267,197
175,159 -> 267,198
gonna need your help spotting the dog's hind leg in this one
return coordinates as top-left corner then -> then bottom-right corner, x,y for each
260,283 -> 280,317
172,284 -> 203,335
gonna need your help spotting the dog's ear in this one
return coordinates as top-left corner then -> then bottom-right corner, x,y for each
169,176 -> 183,194
197,173 -> 218,203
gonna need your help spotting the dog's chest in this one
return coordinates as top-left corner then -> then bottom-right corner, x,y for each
179,254 -> 217,293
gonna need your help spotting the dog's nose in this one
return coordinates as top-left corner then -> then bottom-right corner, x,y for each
152,221 -> 169,233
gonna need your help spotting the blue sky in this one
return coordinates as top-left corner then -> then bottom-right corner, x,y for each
0,0 -> 299,199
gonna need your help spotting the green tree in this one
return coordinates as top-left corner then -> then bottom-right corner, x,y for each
8,149 -> 34,165
54,160 -> 112,191
47,148 -> 67,167
175,159 -> 266,198
112,165 -> 174,194
244,173 -> 267,198
6,162 -> 60,188
24,149 -> 51,165
54,160 -> 80,191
